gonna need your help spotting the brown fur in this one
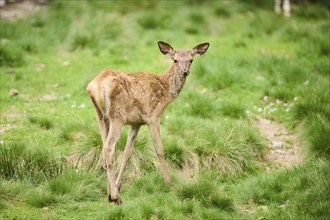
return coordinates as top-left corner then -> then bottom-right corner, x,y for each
86,41 -> 209,204
87,68 -> 174,125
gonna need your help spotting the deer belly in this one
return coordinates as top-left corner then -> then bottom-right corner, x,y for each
125,108 -> 145,125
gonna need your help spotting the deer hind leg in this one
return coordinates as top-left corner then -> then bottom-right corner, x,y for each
283,0 -> 291,17
90,95 -> 109,145
116,125 -> 140,191
103,120 -> 123,204
275,0 -> 282,14
148,122 -> 172,184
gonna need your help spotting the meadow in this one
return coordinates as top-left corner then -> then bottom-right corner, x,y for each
0,1 -> 329,219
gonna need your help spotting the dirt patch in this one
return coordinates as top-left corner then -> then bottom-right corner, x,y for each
253,117 -> 303,170
0,1 -> 46,21
40,93 -> 57,101
0,123 -> 17,135
1,106 -> 22,121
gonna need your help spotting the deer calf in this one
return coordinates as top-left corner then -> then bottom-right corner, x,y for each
86,41 -> 209,204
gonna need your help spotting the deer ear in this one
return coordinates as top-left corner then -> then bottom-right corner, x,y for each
158,41 -> 175,56
191,43 -> 210,57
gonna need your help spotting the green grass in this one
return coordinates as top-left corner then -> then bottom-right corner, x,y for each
28,115 -> 54,129
176,177 -> 234,211
301,114 -> 330,158
234,159 -> 330,219
0,142 -> 66,184
0,1 -> 329,219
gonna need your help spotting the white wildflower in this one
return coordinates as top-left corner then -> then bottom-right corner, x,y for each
78,103 -> 86,108
62,61 -> 70,66
200,88 -> 208,94
270,108 -> 277,112
256,75 -> 265,81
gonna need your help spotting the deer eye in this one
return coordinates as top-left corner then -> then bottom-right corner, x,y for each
190,60 -> 193,63
174,59 -> 178,63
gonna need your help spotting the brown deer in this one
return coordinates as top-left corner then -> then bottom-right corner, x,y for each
86,41 -> 209,204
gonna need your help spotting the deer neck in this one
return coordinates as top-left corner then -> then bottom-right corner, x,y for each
161,64 -> 186,100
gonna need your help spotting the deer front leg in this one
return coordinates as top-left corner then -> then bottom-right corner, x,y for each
116,125 -> 140,191
103,120 -> 123,204
148,121 -> 172,184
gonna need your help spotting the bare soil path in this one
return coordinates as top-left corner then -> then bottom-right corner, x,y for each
253,117 -> 303,171
0,0 -> 46,21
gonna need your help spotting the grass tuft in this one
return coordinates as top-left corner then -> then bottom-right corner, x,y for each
26,189 -> 57,208
236,160 -> 330,219
0,143 -> 65,184
0,43 -> 24,67
127,172 -> 171,197
48,172 -> 105,201
220,102 -> 247,119
177,178 -> 234,211
70,32 -> 96,51
164,139 -> 186,169
48,177 -> 73,195
302,114 -> 330,158
105,206 -> 126,220
27,115 -> 53,130
0,180 -> 29,203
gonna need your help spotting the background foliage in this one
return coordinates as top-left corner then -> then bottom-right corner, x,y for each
0,0 -> 329,219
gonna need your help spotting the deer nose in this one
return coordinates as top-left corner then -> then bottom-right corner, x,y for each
182,69 -> 189,76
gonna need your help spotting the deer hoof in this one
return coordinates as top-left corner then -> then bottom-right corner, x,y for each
108,195 -> 123,205
114,197 -> 123,205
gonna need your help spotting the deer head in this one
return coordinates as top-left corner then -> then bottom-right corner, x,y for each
158,41 -> 209,77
